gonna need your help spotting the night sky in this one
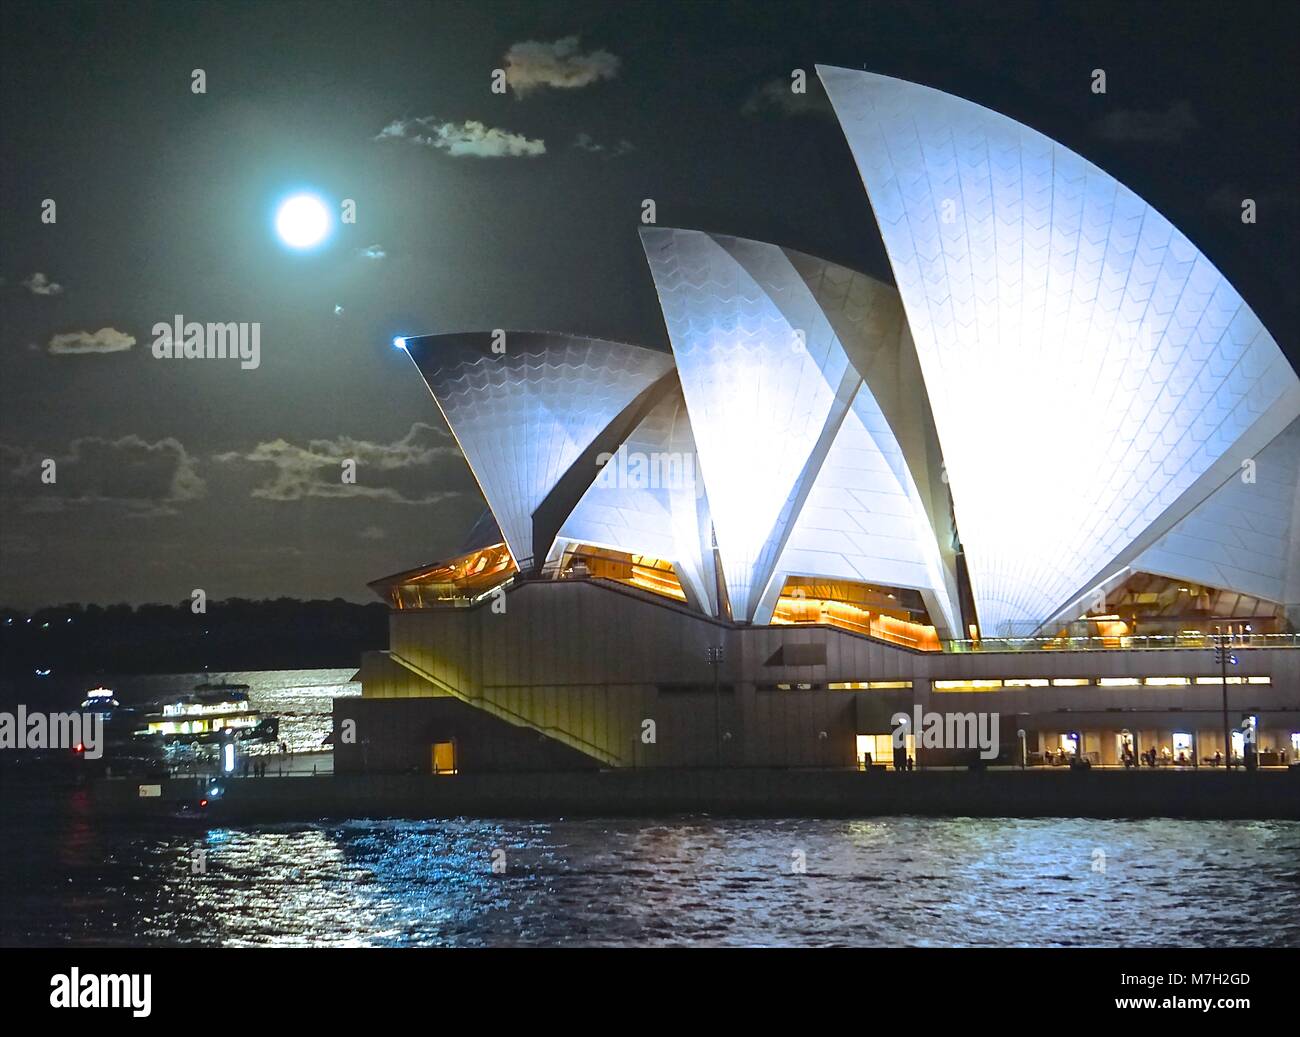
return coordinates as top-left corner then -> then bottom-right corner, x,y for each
2,0 -> 1297,609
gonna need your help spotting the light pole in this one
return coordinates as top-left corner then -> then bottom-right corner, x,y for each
707,644 -> 724,766
1214,625 -> 1238,769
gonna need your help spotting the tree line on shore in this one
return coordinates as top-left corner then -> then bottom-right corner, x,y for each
0,598 -> 389,678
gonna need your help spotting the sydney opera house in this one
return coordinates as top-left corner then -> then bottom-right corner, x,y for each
336,68 -> 1300,776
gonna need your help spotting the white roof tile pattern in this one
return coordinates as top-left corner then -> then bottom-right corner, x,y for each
557,380 -> 719,613
818,66 -> 1300,635
406,332 -> 674,566
1134,418 -> 1300,606
641,227 -> 959,629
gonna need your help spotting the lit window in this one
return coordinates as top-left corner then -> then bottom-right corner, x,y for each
431,741 -> 457,775
1003,678 -> 1049,687
1194,676 -> 1270,685
1143,677 -> 1188,686
831,680 -> 913,690
1051,678 -> 1091,687
933,679 -> 1003,691
856,733 -> 910,767
1098,678 -> 1138,687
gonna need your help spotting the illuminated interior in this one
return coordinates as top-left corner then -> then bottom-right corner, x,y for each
431,740 -> 457,775
856,732 -> 913,768
771,577 -> 940,651
1064,572 -> 1291,643
557,544 -> 687,602
370,543 -> 518,609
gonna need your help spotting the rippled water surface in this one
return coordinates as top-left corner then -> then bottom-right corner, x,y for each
3,813 -> 1298,947
3,670 -> 1298,947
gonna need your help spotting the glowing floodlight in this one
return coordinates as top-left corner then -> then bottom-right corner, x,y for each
393,336 -> 407,350
275,193 -> 331,249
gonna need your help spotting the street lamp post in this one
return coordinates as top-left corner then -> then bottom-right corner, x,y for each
1214,625 -> 1237,769
707,645 -> 724,766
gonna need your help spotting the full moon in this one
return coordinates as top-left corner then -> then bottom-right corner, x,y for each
275,193 -> 331,249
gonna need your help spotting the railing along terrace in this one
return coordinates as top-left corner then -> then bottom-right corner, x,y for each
941,632 -> 1300,653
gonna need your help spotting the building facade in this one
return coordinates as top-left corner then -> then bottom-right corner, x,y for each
336,69 -> 1300,776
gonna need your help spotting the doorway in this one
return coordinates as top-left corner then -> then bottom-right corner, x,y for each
431,740 -> 458,775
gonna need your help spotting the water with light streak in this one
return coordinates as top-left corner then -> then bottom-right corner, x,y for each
1,670 -> 1298,947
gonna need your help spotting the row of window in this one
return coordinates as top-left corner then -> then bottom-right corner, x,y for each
764,681 -> 913,691
932,676 -> 1272,691
764,676 -> 1273,693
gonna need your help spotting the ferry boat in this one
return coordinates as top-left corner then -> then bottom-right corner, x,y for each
80,687 -> 139,741
80,687 -> 120,713
134,684 -> 277,745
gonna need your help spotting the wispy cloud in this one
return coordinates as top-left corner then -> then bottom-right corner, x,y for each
573,132 -> 635,157
47,327 -> 134,355
214,422 -> 466,504
1093,100 -> 1198,144
742,76 -> 833,119
22,272 -> 64,296
375,117 -> 544,158
503,36 -> 619,97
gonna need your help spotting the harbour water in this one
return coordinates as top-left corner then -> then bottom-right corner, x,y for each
2,670 -> 1299,947
2,811 -> 1298,947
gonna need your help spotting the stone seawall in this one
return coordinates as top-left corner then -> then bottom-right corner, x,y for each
83,767 -> 1300,822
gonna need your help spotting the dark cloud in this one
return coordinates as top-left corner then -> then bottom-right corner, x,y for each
742,75 -> 833,119
503,36 -> 619,97
21,272 -> 63,296
1093,100 -> 1198,144
573,132 -> 635,157
0,435 -> 205,516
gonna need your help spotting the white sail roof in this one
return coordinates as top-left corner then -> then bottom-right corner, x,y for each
557,380 -> 719,614
641,227 -> 959,630
1133,418 -> 1300,606
819,66 -> 1300,635
404,332 -> 674,567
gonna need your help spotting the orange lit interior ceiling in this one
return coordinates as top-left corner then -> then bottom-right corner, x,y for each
1062,571 -> 1290,641
558,544 -> 687,602
369,542 -> 517,609
771,576 -> 940,651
